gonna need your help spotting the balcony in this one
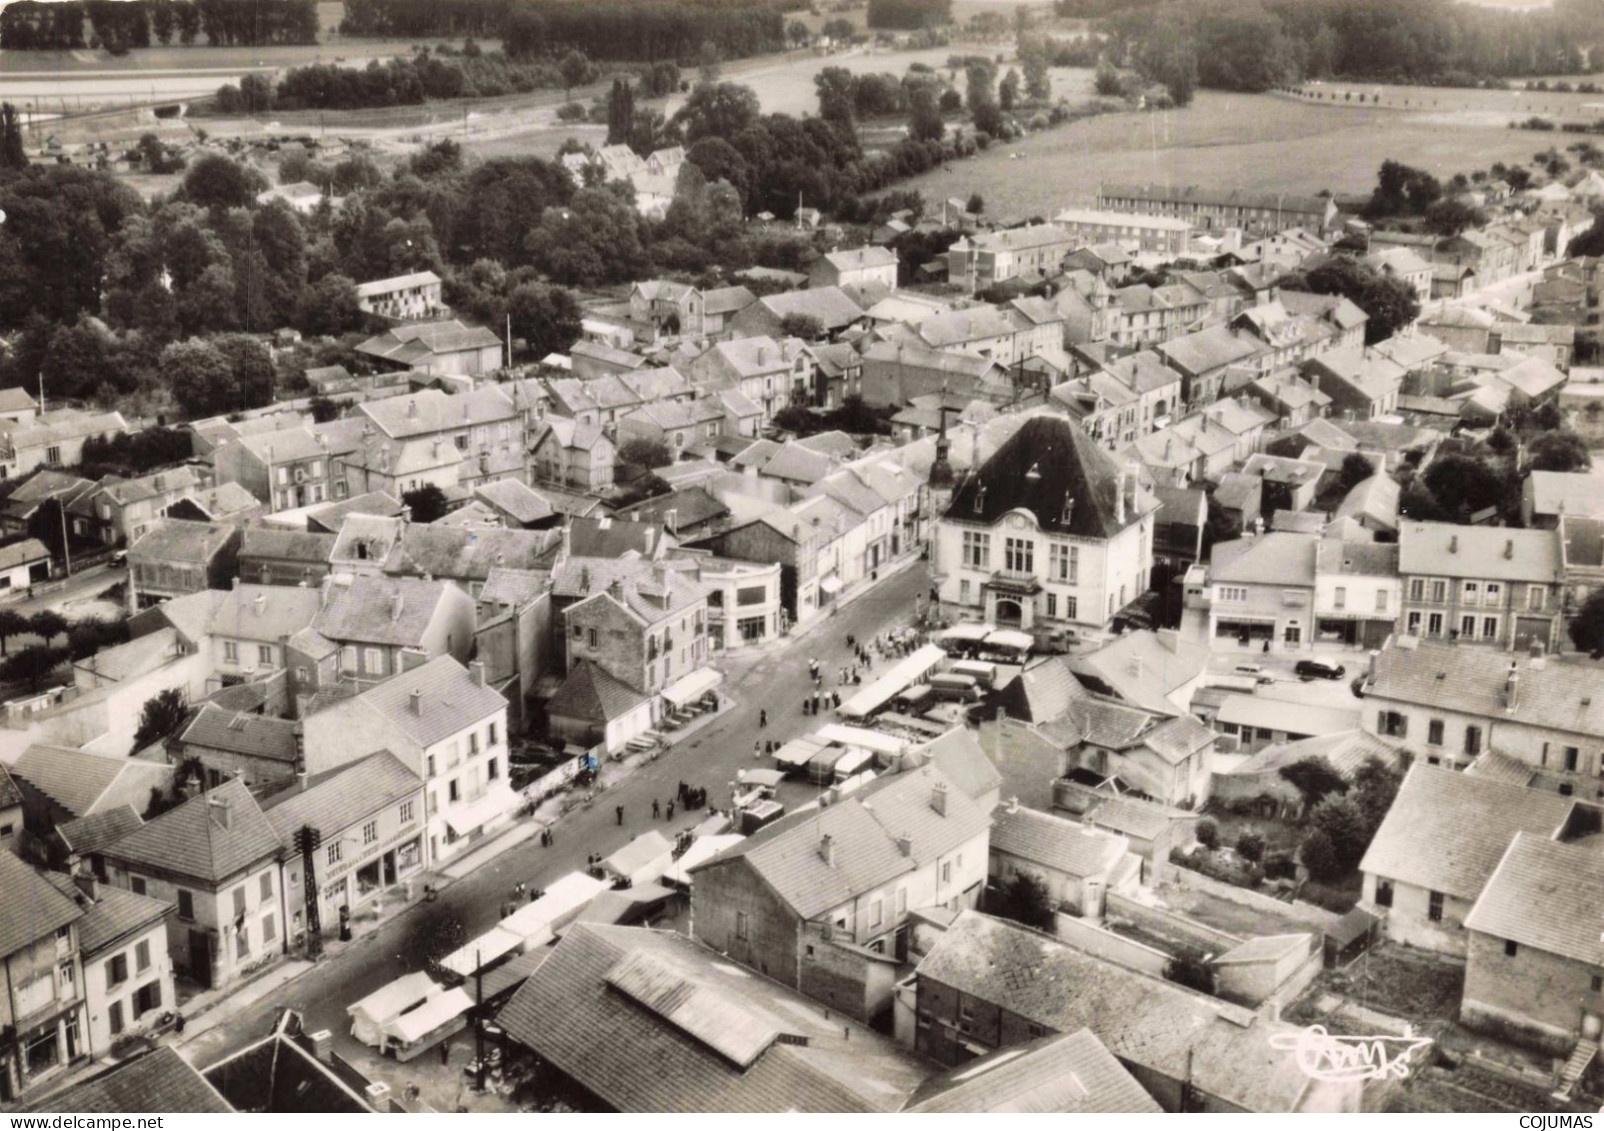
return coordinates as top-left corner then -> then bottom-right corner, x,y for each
986,570 -> 1041,596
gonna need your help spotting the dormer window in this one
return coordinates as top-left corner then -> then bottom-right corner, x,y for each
974,485 -> 987,514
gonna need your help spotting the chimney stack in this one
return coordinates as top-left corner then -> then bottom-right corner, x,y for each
1504,661 -> 1519,712
609,578 -> 626,602
819,834 -> 836,867
896,833 -> 913,857
254,592 -> 266,616
73,873 -> 98,901
930,779 -> 948,816
1503,538 -> 1514,560
1448,535 -> 1458,554
469,660 -> 485,687
208,795 -> 232,830
407,399 -> 418,418
409,688 -> 423,715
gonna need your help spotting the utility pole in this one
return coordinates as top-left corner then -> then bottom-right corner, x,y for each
474,948 -> 485,1092
296,825 -> 324,960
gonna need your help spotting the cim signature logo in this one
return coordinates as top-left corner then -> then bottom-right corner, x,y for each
1268,1025 -> 1434,1083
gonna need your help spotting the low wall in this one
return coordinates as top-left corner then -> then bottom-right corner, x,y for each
1054,912 -> 1170,977
1104,891 -> 1243,955
1154,860 -> 1338,934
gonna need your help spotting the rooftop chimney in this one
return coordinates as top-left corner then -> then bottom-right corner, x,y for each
391,592 -> 404,621
73,873 -> 98,901
409,688 -> 423,715
896,833 -> 913,857
609,578 -> 626,601
254,592 -> 266,616
819,834 -> 836,867
469,659 -> 486,687
1448,535 -> 1458,554
1504,661 -> 1519,712
930,779 -> 948,816
407,399 -> 418,418
1503,538 -> 1514,560
208,795 -> 232,830
1115,470 -> 1127,525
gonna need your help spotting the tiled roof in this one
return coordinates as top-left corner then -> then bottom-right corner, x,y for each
303,490 -> 405,532
916,911 -> 1306,1112
239,527 -> 336,564
1368,637 -> 1604,735
474,479 -> 555,525
1527,471 -> 1604,519
71,881 -> 173,955
497,923 -> 928,1112
1359,763 -> 1574,900
25,1047 -> 232,1114
386,525 -> 561,581
478,567 -> 549,609
180,704 -> 301,764
261,751 -> 418,844
824,246 -> 898,272
104,778 -> 282,884
1397,521 -> 1559,581
1228,729 -> 1399,780
1158,325 -> 1264,376
235,425 -> 325,465
0,761 -> 20,810
567,515 -> 663,559
55,805 -> 143,857
547,659 -> 648,723
15,745 -> 172,819
314,574 -> 456,649
128,518 -> 234,563
614,487 -> 728,532
916,726 -> 1002,803
753,286 -> 865,331
209,584 -> 322,644
6,409 -> 127,450
703,285 -> 757,316
0,850 -> 84,958
1464,833 -> 1604,964
1333,475 -> 1400,530
1084,795 -> 1188,841
171,482 -> 262,521
6,469 -> 93,506
355,320 -> 502,367
78,627 -> 185,684
354,655 -> 507,748
360,386 -> 515,441
903,1028 -> 1160,1113
696,765 -> 987,919
991,805 -> 1128,878
999,655 -> 1085,724
945,417 -> 1150,539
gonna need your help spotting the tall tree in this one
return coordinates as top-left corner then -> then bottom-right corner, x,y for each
606,78 -> 635,146
0,103 -> 26,170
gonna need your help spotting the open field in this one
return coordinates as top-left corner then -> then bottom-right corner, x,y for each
893,90 -> 1562,219
1289,79 -> 1604,125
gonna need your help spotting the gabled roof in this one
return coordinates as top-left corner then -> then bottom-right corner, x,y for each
303,490 -> 405,533
350,655 -> 507,748
261,751 -> 418,844
568,515 -> 665,559
497,923 -> 928,1112
180,704 -> 301,764
239,526 -> 336,565
904,1028 -> 1160,1113
209,583 -> 322,644
128,518 -> 235,564
54,805 -> 143,857
614,486 -> 729,532
1158,325 -> 1265,377
385,525 -> 561,581
1209,532 -> 1318,587
1397,521 -> 1559,582
25,1047 -> 232,1114
945,417 -> 1149,539
1464,833 -> 1604,964
1068,629 -> 1207,715
915,911 -> 1308,1113
103,778 -> 282,885
1367,636 -> 1604,736
0,849 -> 84,958
354,270 -> 441,298
991,805 -> 1128,879
752,286 -> 865,331
15,745 -> 173,819
547,658 -> 648,723
359,386 -> 515,440
1333,475 -> 1400,531
354,320 -> 502,366
697,765 -> 987,920
1359,763 -> 1574,900
822,246 -> 898,273
67,879 -> 173,955
314,574 -> 456,649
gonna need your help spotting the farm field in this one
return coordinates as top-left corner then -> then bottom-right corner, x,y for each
1288,78 -> 1604,125
893,90 -> 1562,219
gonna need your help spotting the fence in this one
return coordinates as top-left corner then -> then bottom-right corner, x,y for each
1104,891 -> 1244,956
1054,912 -> 1171,977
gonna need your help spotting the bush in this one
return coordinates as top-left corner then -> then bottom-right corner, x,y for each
1236,830 -> 1266,864
1195,818 -> 1219,850
1264,850 -> 1297,880
557,101 -> 588,121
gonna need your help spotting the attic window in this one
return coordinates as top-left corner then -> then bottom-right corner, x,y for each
973,485 -> 987,514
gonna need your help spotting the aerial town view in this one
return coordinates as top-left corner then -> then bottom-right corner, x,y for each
2,0 -> 1604,1117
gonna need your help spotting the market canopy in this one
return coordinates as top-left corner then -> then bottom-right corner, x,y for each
772,735 -> 829,768
348,971 -> 439,1048
662,835 -> 746,886
984,628 -> 1034,652
440,925 -> 524,978
501,871 -> 609,944
387,985 -> 474,1044
937,622 -> 995,644
661,667 -> 723,706
837,644 -> 948,719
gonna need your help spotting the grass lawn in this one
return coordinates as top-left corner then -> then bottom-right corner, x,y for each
1300,869 -> 1364,913
1326,941 -> 1465,1025
1201,804 -> 1304,854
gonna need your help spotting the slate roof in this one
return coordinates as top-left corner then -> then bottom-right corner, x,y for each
209,584 -> 322,644
360,386 -> 515,440
497,923 -> 928,1112
945,416 -> 1149,539
614,487 -> 728,533
354,655 -> 507,748
1397,521 -> 1560,582
0,849 -> 84,958
695,765 -> 987,919
304,490 -> 406,533
386,525 -> 561,581
903,1028 -> 1160,1113
239,526 -> 336,564
180,704 -> 301,764
568,515 -> 664,559
355,320 -> 502,368
1464,833 -> 1604,964
916,911 -> 1308,1113
474,478 -> 555,525
315,574 -> 456,648
14,745 -> 173,819
103,778 -> 282,885
991,805 -> 1128,878
1359,763 -> 1574,900
1210,532 -> 1318,587
752,286 -> 865,331
1369,637 -> 1604,735
261,751 -> 418,843
547,659 -> 649,723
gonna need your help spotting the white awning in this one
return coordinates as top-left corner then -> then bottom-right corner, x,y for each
387,985 -> 473,1044
606,830 -> 674,884
984,628 -> 1034,652
772,736 -> 828,767
837,643 -> 948,719
660,667 -> 723,707
815,723 -> 908,756
938,622 -> 995,643
501,871 -> 609,945
819,574 -> 843,595
662,834 -> 746,886
440,926 -> 524,978
444,791 -> 513,837
348,971 -> 439,1048
832,748 -> 873,779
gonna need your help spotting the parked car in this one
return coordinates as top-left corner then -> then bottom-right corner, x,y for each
108,550 -> 127,568
1295,659 -> 1346,681
1233,663 -> 1274,685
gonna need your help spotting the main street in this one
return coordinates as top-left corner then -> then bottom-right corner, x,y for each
179,561 -> 932,1081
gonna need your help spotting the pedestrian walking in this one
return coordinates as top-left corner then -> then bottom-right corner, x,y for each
802,695 -> 811,715
754,740 -> 762,759
667,801 -> 675,820
759,708 -> 768,728
652,799 -> 661,819
615,804 -> 624,826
